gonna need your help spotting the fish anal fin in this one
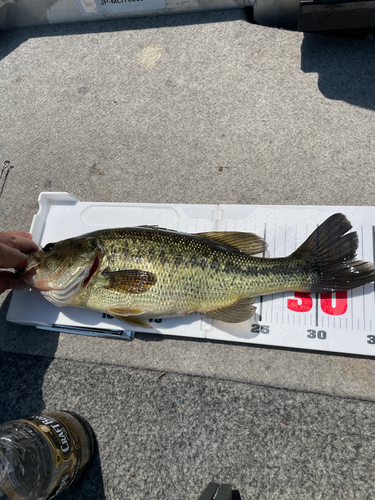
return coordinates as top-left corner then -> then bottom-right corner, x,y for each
103,269 -> 157,294
197,232 -> 267,256
203,296 -> 256,323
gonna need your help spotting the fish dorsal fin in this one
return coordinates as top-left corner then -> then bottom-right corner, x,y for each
203,296 -> 256,323
106,306 -> 152,329
138,225 -> 179,233
197,232 -> 267,256
103,270 -> 157,294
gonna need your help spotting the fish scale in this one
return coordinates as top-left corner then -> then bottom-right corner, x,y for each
78,229 -> 253,315
78,229 -> 297,312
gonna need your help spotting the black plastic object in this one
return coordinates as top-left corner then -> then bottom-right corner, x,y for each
299,0 -> 375,32
252,0 -> 375,33
215,484 -> 233,500
198,482 -> 232,500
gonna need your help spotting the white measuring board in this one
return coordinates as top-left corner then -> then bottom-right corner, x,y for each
7,193 -> 375,355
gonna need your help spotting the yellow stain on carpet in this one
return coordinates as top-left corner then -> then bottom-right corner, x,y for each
138,45 -> 164,68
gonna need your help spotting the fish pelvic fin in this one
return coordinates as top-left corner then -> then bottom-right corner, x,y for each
103,269 -> 157,294
293,213 -> 375,293
113,315 -> 152,329
106,306 -> 152,329
197,231 -> 267,256
203,296 -> 256,323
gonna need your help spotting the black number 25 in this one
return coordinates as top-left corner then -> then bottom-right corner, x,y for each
251,324 -> 270,334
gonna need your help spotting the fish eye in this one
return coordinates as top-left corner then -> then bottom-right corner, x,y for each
43,242 -> 55,252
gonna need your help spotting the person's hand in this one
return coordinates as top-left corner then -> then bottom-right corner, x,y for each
0,231 -> 39,294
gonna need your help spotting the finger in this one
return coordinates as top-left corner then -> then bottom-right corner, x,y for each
0,271 -> 26,294
0,231 -> 40,251
0,231 -> 39,253
0,243 -> 28,270
0,230 -> 36,240
6,231 -> 33,239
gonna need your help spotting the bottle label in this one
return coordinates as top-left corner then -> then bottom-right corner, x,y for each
20,414 -> 85,499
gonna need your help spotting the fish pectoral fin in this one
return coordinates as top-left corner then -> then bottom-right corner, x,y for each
203,296 -> 256,323
106,306 -> 152,329
196,232 -> 267,256
103,269 -> 157,294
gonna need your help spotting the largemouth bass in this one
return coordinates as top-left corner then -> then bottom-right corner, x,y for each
20,213 -> 375,328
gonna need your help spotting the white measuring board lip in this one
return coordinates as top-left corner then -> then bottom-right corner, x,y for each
77,0 -> 166,15
6,194 -> 375,356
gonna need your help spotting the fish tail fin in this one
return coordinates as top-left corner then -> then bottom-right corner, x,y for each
292,213 -> 375,293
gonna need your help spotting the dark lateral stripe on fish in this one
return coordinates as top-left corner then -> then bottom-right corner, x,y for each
103,269 -> 157,294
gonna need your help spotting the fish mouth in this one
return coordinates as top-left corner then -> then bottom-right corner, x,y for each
38,255 -> 101,307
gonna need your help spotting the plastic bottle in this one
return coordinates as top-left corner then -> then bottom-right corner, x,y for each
0,411 -> 95,500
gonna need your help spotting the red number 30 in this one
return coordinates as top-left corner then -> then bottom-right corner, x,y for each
287,292 -> 347,316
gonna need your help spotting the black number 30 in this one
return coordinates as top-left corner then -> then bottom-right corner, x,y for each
307,329 -> 327,340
